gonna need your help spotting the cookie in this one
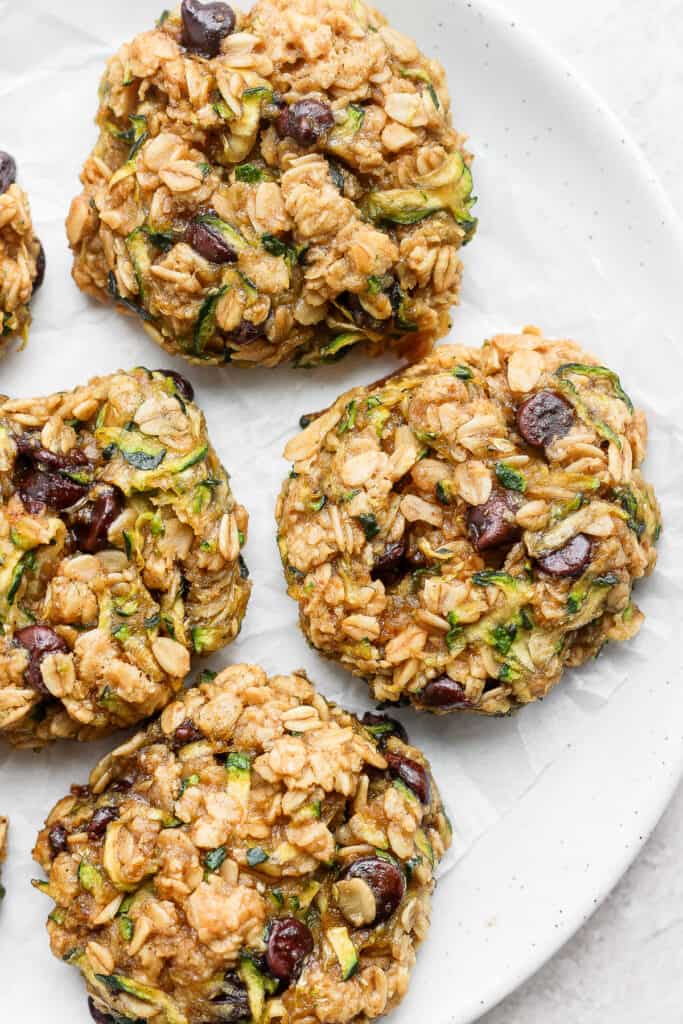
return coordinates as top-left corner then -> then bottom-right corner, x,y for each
33,664 -> 450,1024
0,368 -> 250,746
66,0 -> 475,367
0,151 -> 44,347
276,328 -> 661,714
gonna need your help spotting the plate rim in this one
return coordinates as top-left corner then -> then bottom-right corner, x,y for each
1,2 -> 683,1021
445,0 -> 683,1018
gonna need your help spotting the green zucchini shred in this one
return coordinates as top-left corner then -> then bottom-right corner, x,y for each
495,461 -> 526,493
556,362 -> 633,412
435,480 -> 453,505
472,570 -> 525,592
204,846 -> 228,872
7,549 -> 37,606
445,611 -> 463,652
327,104 -> 365,147
399,66 -> 440,109
489,622 -> 517,655
191,626 -> 220,654
365,152 -> 476,235
235,163 -> 273,183
337,400 -> 358,434
246,846 -> 268,867
554,372 -> 623,449
193,286 -> 227,355
179,773 -> 200,795
357,512 -> 380,540
319,330 -> 366,362
612,485 -> 646,537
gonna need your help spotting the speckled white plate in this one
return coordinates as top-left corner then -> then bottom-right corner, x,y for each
1,1 -> 683,1022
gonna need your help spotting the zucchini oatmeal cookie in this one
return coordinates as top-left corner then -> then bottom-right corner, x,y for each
0,368 -> 250,748
276,328 -> 661,715
33,664 -> 450,1024
0,151 -> 45,347
66,0 -> 476,368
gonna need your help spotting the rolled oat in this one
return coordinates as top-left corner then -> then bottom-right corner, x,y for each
276,328 -> 661,714
0,368 -> 251,746
0,151 -> 44,349
33,664 -> 450,1024
66,0 -> 475,368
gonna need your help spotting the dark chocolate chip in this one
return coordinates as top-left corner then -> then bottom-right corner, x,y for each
516,390 -> 574,447
276,99 -> 334,147
15,625 -> 69,696
467,489 -> 522,552
385,751 -> 431,804
0,151 -> 16,194
344,856 -> 406,923
181,0 -> 235,57
266,917 -> 314,984
420,675 -> 471,710
536,533 -> 592,578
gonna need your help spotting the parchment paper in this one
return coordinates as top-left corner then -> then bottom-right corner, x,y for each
1,0 -> 682,1020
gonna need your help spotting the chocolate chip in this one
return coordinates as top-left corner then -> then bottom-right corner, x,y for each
88,999 -> 115,1024
18,468 -> 89,514
266,917 -> 314,984
33,241 -> 46,292
14,433 -> 89,471
276,99 -> 334,147
181,0 -> 235,57
516,390 -> 574,447
184,220 -> 238,264
536,533 -> 592,578
173,718 -> 203,747
403,546 -> 428,571
228,320 -> 263,345
370,539 -> 407,586
48,824 -> 69,857
110,773 -> 135,793
15,625 -> 69,696
420,675 -> 471,710
14,434 -> 91,513
385,751 -> 431,803
86,806 -> 119,841
467,489 -> 522,552
0,151 -> 16,194
344,857 -> 406,923
70,485 -> 124,553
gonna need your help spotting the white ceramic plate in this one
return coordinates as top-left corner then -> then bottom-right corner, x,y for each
1,1 -> 683,1021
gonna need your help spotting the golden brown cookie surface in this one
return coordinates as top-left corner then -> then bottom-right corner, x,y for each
276,329 -> 660,714
0,151 -> 44,347
33,664 -> 450,1024
0,368 -> 250,746
66,0 -> 475,368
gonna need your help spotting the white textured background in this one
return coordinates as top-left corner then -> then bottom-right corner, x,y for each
481,1 -> 683,1020
0,1 -> 680,1020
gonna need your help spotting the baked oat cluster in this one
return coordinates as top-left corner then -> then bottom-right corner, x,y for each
33,664 -> 450,1024
0,151 -> 44,347
0,368 -> 250,747
66,0 -> 475,368
276,328 -> 661,715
